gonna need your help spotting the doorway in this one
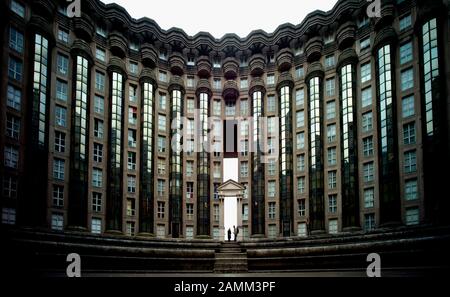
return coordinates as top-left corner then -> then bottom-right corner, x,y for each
218,158 -> 244,241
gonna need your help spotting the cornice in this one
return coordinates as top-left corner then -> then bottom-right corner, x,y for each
82,0 -> 365,52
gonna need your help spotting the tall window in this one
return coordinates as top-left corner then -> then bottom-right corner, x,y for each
33,34 -> 49,148
94,95 -> 104,114
422,18 -> 439,135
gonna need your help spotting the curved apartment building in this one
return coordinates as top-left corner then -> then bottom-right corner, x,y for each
1,0 -> 450,242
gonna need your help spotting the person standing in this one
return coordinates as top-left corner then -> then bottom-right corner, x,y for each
227,228 -> 231,242
233,225 -> 237,242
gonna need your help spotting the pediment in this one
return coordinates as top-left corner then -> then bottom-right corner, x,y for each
217,179 -> 245,191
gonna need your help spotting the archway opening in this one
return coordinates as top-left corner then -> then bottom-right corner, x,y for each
223,158 -> 238,241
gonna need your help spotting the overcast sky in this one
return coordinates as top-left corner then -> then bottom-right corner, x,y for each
101,0 -> 337,38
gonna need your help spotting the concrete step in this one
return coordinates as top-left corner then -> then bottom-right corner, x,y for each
215,253 -> 247,259
215,258 -> 247,262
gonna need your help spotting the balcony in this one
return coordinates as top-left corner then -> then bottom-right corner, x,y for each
109,31 -> 128,58
305,36 -> 323,63
305,61 -> 324,82
337,48 -> 358,70
139,68 -> 157,87
249,77 -> 266,95
197,56 -> 212,78
276,72 -> 294,90
196,79 -> 212,96
222,57 -> 239,79
168,75 -> 185,93
169,52 -> 185,76
107,56 -> 127,77
249,54 -> 265,77
276,48 -> 294,72
374,2 -> 395,30
72,13 -> 94,42
336,21 -> 356,50
70,39 -> 93,63
141,43 -> 157,68
222,80 -> 239,100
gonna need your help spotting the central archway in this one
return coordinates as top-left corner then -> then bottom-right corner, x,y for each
217,179 -> 245,241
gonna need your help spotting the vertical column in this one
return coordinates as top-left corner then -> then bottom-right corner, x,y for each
250,89 -> 265,236
277,76 -> 294,237
375,42 -> 400,226
339,62 -> 360,230
22,32 -> 51,227
106,62 -> 126,233
307,72 -> 325,233
68,53 -> 91,230
139,71 -> 157,235
420,17 -> 449,224
169,86 -> 184,238
196,86 -> 211,237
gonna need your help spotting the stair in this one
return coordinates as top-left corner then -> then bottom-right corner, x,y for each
214,242 -> 248,273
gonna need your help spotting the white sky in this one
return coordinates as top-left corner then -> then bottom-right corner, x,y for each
101,0 -> 337,38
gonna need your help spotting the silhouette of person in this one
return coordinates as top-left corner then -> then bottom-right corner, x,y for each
233,225 -> 237,242
235,226 -> 240,242
227,228 -> 231,242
